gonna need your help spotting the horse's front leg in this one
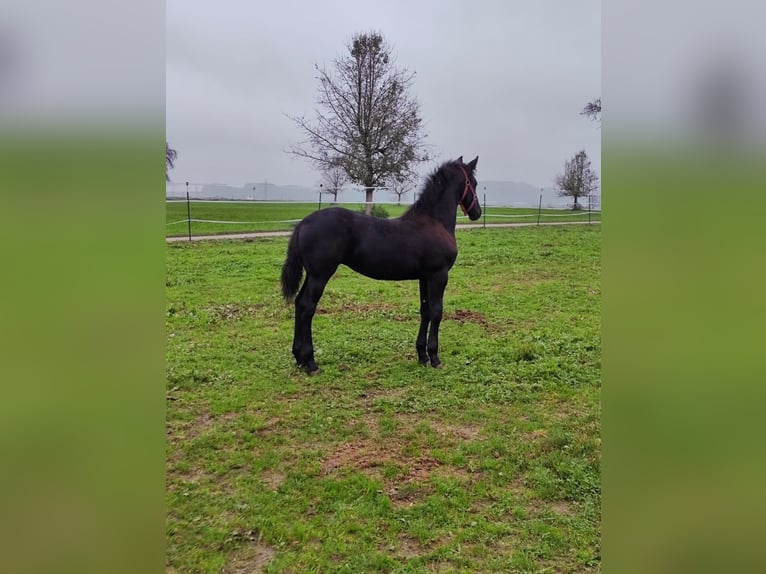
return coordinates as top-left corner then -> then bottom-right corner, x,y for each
416,278 -> 430,365
426,272 -> 449,368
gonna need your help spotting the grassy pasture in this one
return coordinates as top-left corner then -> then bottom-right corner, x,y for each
166,225 -> 601,573
166,201 -> 601,237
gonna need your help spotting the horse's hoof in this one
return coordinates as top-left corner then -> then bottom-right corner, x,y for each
304,363 -> 320,375
418,359 -> 429,366
431,361 -> 443,369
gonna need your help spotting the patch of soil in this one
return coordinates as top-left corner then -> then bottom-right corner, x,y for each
508,476 -> 533,498
322,435 -> 441,508
175,410 -> 239,441
445,309 -> 507,333
223,544 -> 276,574
385,482 -> 436,508
550,500 -> 574,516
525,428 -> 549,440
253,416 -> 282,437
395,535 -> 423,558
325,413 -> 485,507
166,465 -> 211,487
261,470 -> 286,490
208,303 -> 266,321
322,438 -> 440,479
166,411 -> 215,451
166,410 -> 240,474
446,309 -> 490,327
430,420 -> 483,441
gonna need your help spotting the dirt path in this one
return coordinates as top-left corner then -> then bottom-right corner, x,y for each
166,220 -> 600,243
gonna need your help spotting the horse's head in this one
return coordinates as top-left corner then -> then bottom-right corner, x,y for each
455,156 -> 481,221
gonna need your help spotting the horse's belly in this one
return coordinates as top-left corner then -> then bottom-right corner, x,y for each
344,256 -> 420,280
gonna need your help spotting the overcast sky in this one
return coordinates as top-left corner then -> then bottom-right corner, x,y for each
166,0 -> 600,189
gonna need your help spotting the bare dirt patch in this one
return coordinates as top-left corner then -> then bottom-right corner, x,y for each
208,303 -> 266,321
223,544 -> 276,574
430,419 -> 483,441
166,410 -> 241,478
509,476 -> 533,499
261,470 -> 286,490
445,309 -> 509,333
525,428 -> 549,441
166,465 -> 212,487
550,500 -> 574,516
382,533 -> 446,561
345,410 -> 485,452
395,534 -> 424,559
322,438 -> 441,480
322,435 -> 441,506
446,309 -> 491,328
326,413 -> 485,506
253,416 -> 282,436
176,410 -> 240,440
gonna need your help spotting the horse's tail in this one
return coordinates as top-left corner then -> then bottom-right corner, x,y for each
281,223 -> 304,302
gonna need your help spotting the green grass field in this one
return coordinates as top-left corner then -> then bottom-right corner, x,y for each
166,226 -> 601,573
166,201 -> 601,237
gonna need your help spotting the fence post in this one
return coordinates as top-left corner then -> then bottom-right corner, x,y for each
186,182 -> 192,241
483,192 -> 486,229
537,194 -> 542,226
588,195 -> 592,224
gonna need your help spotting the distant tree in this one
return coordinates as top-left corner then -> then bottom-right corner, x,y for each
320,164 -> 348,203
166,142 -> 177,181
555,150 -> 599,210
387,176 -> 415,205
581,98 -> 601,124
288,31 -> 429,214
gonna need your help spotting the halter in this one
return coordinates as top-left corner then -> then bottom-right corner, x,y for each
458,165 -> 478,216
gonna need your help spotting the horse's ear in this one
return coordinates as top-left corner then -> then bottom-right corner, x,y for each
456,155 -> 463,164
466,156 -> 478,170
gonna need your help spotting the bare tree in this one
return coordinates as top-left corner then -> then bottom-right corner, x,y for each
388,176 -> 415,205
555,150 -> 599,210
166,141 -> 177,182
581,98 -> 601,124
320,164 -> 348,203
288,32 -> 429,214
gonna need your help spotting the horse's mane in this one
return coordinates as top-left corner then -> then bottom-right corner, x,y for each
403,160 -> 460,217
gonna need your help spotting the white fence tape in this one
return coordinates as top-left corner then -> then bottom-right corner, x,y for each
166,201 -> 600,227
167,219 -> 302,226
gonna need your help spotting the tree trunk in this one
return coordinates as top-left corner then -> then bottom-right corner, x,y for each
364,187 -> 374,215
573,196 -> 580,211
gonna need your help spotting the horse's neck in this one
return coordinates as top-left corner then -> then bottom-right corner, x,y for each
430,182 -> 459,235
435,204 -> 458,235
405,178 -> 459,234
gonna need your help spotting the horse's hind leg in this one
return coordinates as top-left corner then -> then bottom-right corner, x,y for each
291,281 -> 307,365
416,278 -> 430,365
293,274 -> 330,375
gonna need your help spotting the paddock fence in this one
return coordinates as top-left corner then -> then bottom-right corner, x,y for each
166,184 -> 600,240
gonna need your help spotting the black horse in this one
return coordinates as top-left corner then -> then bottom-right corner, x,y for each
281,156 -> 481,374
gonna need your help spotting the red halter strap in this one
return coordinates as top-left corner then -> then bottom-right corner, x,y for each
458,165 -> 478,216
